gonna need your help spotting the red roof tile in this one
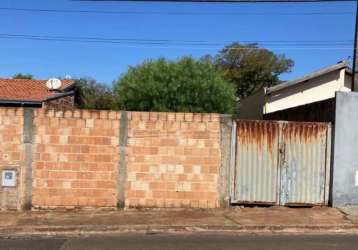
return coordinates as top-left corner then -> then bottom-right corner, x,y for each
0,78 -> 75,102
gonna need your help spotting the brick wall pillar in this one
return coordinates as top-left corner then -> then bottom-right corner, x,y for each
118,111 -> 128,208
218,115 -> 235,208
23,108 -> 34,210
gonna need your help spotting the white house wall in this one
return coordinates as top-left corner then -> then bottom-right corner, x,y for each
264,69 -> 350,114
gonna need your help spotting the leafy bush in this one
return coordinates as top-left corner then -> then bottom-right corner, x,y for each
114,57 -> 236,114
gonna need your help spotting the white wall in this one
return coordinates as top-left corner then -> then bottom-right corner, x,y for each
264,69 -> 351,114
333,92 -> 358,207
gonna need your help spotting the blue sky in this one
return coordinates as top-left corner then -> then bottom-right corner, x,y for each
0,0 -> 355,84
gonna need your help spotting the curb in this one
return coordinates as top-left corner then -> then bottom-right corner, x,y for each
1,224 -> 358,237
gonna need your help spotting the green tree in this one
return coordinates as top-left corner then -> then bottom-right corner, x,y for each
12,73 -> 34,79
114,57 -> 236,114
75,78 -> 118,110
212,42 -> 294,99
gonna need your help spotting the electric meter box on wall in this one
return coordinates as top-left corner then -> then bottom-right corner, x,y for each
2,170 -> 16,187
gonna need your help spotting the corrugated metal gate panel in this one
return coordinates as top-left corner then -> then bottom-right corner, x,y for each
233,121 -> 280,204
232,120 -> 331,206
280,123 -> 329,206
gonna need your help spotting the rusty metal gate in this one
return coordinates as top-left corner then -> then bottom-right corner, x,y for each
231,120 -> 331,206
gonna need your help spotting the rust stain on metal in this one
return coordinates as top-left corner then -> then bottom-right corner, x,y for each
236,120 -> 329,161
283,122 -> 328,144
236,120 -> 278,155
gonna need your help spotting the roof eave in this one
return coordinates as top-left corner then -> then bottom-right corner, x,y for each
61,81 -> 76,92
266,61 -> 349,95
44,91 -> 75,102
0,99 -> 42,106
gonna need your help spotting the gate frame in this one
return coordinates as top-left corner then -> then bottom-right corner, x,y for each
229,121 -> 237,203
324,124 -> 332,206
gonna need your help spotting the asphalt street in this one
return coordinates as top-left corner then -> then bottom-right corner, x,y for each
0,234 -> 358,250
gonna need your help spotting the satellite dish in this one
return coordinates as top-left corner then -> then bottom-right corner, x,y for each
46,78 -> 62,90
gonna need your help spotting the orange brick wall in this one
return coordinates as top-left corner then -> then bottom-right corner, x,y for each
32,109 -> 120,208
125,112 -> 221,208
0,108 -> 25,210
0,108 -> 224,210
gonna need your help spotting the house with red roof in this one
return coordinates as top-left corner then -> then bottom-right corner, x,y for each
0,78 -> 77,108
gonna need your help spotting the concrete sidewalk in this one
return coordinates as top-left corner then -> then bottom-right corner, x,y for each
1,207 -> 358,237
